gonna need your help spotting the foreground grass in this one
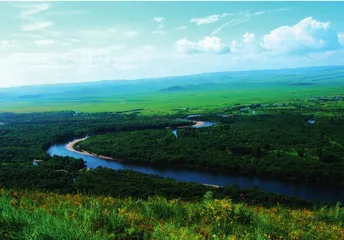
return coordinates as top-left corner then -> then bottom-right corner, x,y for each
0,189 -> 343,240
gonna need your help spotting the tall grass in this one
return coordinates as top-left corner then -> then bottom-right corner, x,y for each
0,188 -> 343,239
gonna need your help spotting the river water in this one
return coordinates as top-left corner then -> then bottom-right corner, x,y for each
47,143 -> 344,204
47,121 -> 343,204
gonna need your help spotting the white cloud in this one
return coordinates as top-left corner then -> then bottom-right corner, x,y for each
77,28 -> 140,44
15,4 -> 54,32
175,36 -> 230,54
210,17 -> 250,36
152,30 -> 166,35
153,17 -> 166,35
252,8 -> 289,16
243,32 -> 255,44
261,17 -> 341,54
112,63 -> 138,71
338,33 -> 344,46
32,38 -> 78,47
253,11 -> 265,16
124,31 -> 139,37
34,39 -> 56,46
210,8 -> 290,36
175,26 -> 187,30
0,40 -> 19,49
0,45 -> 167,87
190,13 -> 228,25
44,10 -> 88,17
9,33 -> 41,39
154,17 -> 165,23
230,32 -> 262,54
18,3 -> 50,19
22,21 -> 54,31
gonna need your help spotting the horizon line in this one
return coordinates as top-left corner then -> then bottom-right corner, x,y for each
1,64 -> 343,90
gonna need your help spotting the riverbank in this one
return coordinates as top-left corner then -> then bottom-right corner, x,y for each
66,138 -> 117,161
192,121 -> 205,127
66,137 -> 223,188
175,120 -> 205,129
203,183 -> 220,188
65,120 -> 206,162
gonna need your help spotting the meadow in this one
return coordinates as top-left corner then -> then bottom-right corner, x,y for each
0,66 -> 343,115
1,84 -> 343,115
1,188 -> 343,240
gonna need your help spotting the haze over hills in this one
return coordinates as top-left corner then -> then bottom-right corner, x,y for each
0,65 -> 343,114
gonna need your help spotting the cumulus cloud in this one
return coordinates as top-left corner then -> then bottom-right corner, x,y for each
261,17 -> 342,54
190,13 -> 228,25
230,32 -> 262,54
175,36 -> 230,54
243,32 -> 255,44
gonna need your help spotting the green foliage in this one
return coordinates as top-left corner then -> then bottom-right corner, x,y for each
0,189 -> 343,240
78,112 -> 344,186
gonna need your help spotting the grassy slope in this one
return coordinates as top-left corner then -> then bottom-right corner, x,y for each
1,189 -> 343,240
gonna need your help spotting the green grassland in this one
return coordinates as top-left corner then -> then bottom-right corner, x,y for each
1,84 -> 343,115
1,189 -> 344,240
1,66 -> 343,115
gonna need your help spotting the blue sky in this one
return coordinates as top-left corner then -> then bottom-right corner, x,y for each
0,1 -> 344,87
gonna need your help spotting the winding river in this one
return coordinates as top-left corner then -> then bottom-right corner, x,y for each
47,121 -> 344,204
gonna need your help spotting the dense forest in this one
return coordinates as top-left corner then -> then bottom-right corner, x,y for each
77,112 -> 344,186
0,111 -> 320,209
0,111 -> 191,162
